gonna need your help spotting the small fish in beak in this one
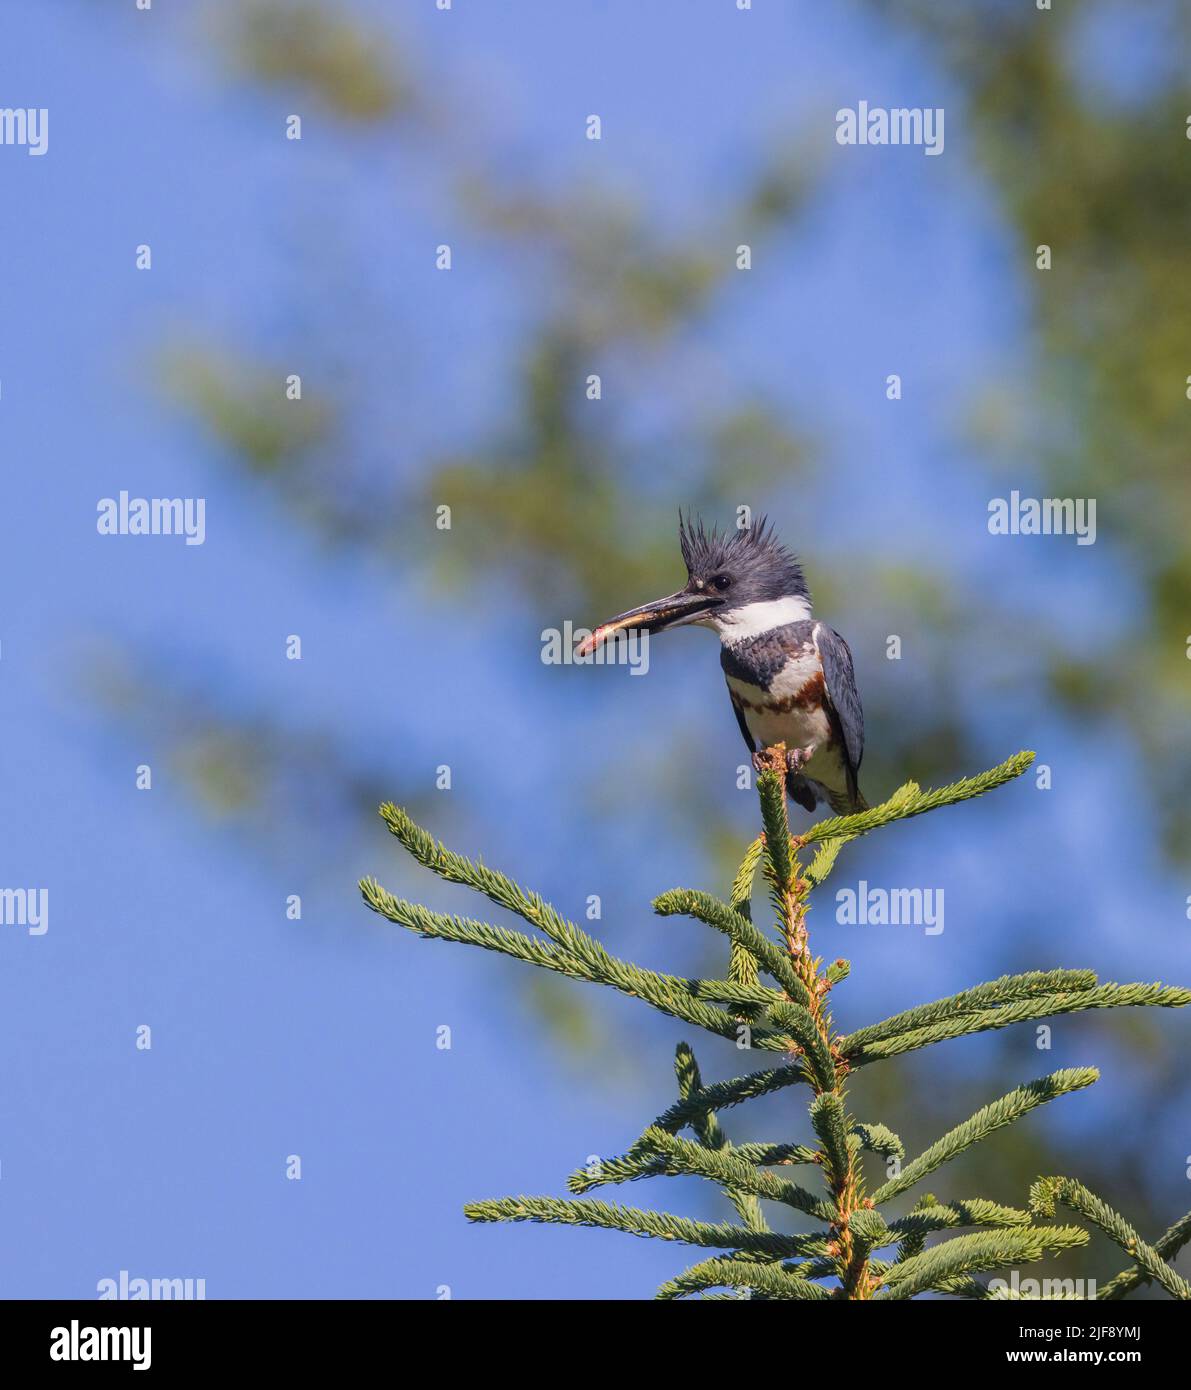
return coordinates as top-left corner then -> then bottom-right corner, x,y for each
574,587 -> 720,657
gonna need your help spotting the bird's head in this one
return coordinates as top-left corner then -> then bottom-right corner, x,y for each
575,514 -> 810,656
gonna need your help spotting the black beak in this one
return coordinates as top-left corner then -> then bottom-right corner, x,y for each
575,589 -> 719,656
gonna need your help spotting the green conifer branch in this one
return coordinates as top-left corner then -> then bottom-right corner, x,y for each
850,1122 -> 904,1160
669,1043 -> 768,1232
804,835 -> 848,888
731,1140 -> 821,1166
566,1045 -> 759,1199
688,978 -> 784,1012
657,1257 -> 833,1301
373,802 -> 594,952
730,835 -> 765,915
462,1195 -> 816,1257
750,753 -> 827,1028
847,1208 -> 894,1251
981,1283 -> 1088,1300
871,1069 -> 1100,1205
360,878 -> 796,1050
1030,1178 -> 1191,1300
728,836 -> 765,988
672,1043 -> 720,1147
632,1126 -> 832,1219
756,768 -> 796,895
810,1093 -> 853,1191
805,750 -> 1036,845
653,887 -> 813,1010
825,958 -> 851,985
873,1226 -> 1090,1300
789,1254 -> 889,1285
765,1001 -> 838,1090
360,876 -> 561,969
568,1046 -> 780,1238
567,1129 -> 826,1223
1097,1208 -> 1191,1300
753,748 -> 867,1291
651,1060 -> 810,1134
566,1148 -> 665,1194
894,1195 -> 936,1263
363,745 -> 1191,1299
574,1052 -> 819,1211
886,1199 -> 1032,1237
806,780 -> 924,872
841,969 -> 1100,1052
843,984 -> 1190,1066
728,945 -> 761,991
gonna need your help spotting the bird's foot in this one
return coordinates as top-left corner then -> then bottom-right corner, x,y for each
786,745 -> 814,775
753,745 -> 814,776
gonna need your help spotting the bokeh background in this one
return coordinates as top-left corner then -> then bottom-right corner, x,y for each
1,0 -> 1188,1299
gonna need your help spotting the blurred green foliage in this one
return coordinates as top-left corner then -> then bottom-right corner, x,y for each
219,0 -> 411,120
890,0 -> 1191,854
80,0 -> 1191,1283
162,346 -> 333,473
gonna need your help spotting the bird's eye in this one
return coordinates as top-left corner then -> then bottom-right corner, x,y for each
712,574 -> 731,591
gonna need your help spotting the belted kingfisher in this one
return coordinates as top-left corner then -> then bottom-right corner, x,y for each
575,516 -> 866,815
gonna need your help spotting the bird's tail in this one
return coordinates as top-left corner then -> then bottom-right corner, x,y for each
824,786 -> 868,816
786,772 -> 817,814
791,776 -> 868,816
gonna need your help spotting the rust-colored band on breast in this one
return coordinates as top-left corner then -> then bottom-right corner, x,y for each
733,670 -> 826,716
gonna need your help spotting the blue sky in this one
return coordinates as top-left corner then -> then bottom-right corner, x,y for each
0,2 -> 1186,1299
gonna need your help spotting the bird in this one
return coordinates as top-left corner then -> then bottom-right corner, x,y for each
575,515 -> 866,814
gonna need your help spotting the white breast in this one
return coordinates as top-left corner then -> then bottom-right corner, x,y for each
725,647 -> 843,789
767,646 -> 821,699
700,595 -> 813,640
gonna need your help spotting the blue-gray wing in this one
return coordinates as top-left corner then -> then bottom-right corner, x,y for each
816,624 -> 864,785
727,686 -> 756,754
